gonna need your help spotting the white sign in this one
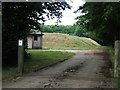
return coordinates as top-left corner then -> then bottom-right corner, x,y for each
18,40 -> 23,46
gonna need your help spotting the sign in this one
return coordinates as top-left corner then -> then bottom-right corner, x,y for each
18,39 -> 24,74
18,40 -> 23,46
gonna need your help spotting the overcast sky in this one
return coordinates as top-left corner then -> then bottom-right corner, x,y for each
44,0 -> 85,25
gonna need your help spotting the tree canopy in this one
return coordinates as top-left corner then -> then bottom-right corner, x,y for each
75,2 -> 120,46
41,25 -> 75,35
2,2 -> 70,66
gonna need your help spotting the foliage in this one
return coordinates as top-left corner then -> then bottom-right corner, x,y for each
2,2 -> 70,66
75,2 -> 120,46
41,24 -> 89,37
73,25 -> 87,37
41,25 -> 75,35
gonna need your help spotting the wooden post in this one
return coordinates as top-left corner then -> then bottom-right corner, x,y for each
18,39 -> 24,75
114,40 -> 120,78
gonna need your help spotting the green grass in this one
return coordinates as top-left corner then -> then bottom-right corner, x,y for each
3,50 -> 75,80
109,50 -> 115,70
108,49 -> 120,88
114,79 -> 120,89
43,33 -> 112,50
44,46 -> 112,50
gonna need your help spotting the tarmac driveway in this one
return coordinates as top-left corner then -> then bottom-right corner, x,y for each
3,50 -> 112,88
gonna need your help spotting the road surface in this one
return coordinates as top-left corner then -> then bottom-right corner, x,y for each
3,50 -> 112,88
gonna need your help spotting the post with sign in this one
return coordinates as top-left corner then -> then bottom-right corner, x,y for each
18,39 -> 24,75
114,40 -> 120,78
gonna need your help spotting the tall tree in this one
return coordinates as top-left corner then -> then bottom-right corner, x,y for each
2,2 -> 70,66
75,2 -> 120,46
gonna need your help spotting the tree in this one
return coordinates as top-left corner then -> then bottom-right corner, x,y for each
2,2 -> 70,66
41,25 -> 75,35
75,2 -> 120,46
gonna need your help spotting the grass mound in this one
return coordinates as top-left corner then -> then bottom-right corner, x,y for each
43,33 -> 110,50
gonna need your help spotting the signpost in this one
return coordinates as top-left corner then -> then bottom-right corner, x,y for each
18,39 -> 24,75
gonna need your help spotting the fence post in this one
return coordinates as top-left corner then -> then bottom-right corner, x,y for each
18,39 -> 24,75
114,40 -> 120,78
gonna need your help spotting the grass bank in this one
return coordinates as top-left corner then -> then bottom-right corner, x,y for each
43,33 -> 112,50
3,50 -> 75,80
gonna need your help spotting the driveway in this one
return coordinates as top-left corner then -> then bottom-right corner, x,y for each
3,50 -> 112,88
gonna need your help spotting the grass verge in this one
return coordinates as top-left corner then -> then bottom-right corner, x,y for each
43,46 -> 112,50
108,49 -> 120,88
108,50 -> 115,76
3,50 -> 75,80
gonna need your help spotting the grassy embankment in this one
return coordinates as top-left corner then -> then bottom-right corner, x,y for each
43,33 -> 111,50
3,50 -> 75,80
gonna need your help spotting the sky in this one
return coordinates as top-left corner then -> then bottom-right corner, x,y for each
44,0 -> 85,25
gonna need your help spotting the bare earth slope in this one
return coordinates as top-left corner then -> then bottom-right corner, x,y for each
3,50 -> 112,88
